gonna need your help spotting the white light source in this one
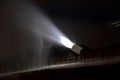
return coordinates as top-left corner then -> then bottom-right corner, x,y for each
60,36 -> 83,54
60,36 -> 74,49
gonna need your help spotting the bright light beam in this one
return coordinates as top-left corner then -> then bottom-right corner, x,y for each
60,36 -> 83,54
6,0 -> 82,54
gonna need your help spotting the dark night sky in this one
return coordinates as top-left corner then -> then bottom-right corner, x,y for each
33,0 -> 120,49
34,0 -> 120,23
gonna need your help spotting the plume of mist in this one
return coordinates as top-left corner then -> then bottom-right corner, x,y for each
0,0 -> 70,74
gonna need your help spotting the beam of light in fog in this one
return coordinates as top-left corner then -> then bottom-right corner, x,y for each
29,8 -> 74,48
0,0 -> 75,74
11,0 -> 74,48
1,0 -> 74,49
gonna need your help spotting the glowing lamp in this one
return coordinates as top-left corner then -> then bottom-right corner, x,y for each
60,36 -> 83,54
60,36 -> 74,49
